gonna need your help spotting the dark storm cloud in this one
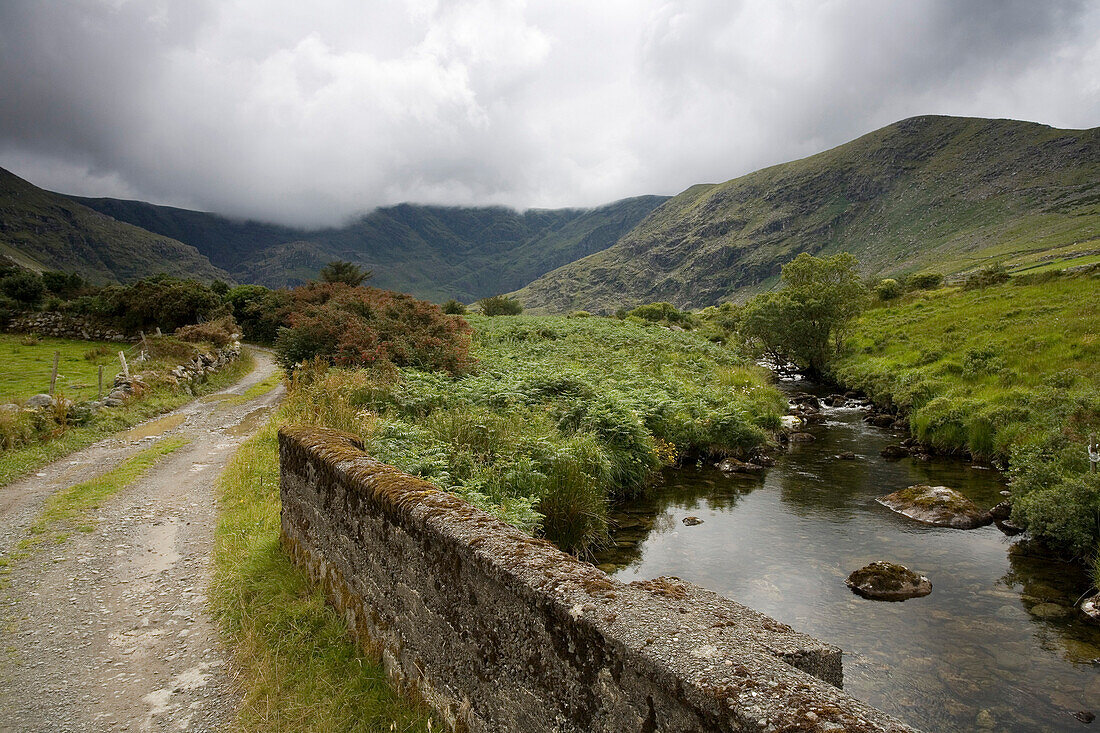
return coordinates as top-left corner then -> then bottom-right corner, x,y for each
1,0 -> 1097,226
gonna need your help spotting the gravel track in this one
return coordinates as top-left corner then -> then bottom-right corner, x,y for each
0,349 -> 284,732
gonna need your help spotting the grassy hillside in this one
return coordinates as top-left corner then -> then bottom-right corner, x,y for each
514,116 -> 1100,313
832,271 -> 1100,461
72,194 -> 668,303
831,269 -> 1100,556
0,167 -> 228,284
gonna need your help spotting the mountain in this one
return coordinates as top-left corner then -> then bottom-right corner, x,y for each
71,194 -> 669,303
513,116 -> 1100,313
0,167 -> 228,284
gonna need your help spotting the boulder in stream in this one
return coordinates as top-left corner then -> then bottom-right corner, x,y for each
877,485 -> 994,529
789,432 -> 816,443
846,561 -> 932,601
682,516 -> 704,526
1082,597 -> 1100,624
715,457 -> 764,473
880,444 -> 909,459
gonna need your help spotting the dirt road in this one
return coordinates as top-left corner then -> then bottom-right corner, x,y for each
0,348 -> 284,732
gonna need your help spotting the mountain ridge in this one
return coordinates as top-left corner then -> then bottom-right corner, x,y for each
71,193 -> 669,302
512,115 -> 1100,313
0,167 -> 228,284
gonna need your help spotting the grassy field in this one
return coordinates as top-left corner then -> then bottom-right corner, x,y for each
285,315 -> 784,553
834,272 -> 1099,458
832,270 -> 1100,557
0,348 -> 253,488
0,334 -> 129,403
211,413 -> 434,732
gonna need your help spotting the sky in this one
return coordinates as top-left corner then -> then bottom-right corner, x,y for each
1,0 -> 1098,227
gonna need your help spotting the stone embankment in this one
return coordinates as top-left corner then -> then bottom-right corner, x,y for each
279,425 -> 917,733
4,311 -> 133,342
5,343 -> 241,414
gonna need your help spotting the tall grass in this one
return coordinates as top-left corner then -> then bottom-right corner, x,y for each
283,316 -> 784,555
832,271 -> 1100,556
210,412 -> 434,732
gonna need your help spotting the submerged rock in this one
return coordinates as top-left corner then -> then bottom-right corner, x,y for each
682,516 -> 704,526
846,561 -> 932,601
877,485 -> 993,529
1029,602 -> 1074,620
871,414 -> 896,429
715,457 -> 764,473
789,432 -> 816,443
836,451 -> 857,460
880,444 -> 909,459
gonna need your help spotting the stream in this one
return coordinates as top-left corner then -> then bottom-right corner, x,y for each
594,377 -> 1100,732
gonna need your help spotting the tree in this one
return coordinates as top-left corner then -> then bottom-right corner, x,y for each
0,270 -> 45,307
738,252 -> 866,376
319,260 -> 372,286
874,278 -> 902,301
479,294 -> 523,316
441,298 -> 467,315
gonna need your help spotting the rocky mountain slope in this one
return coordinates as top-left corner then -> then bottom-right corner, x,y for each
0,167 -> 227,284
513,116 -> 1100,313
72,194 -> 668,302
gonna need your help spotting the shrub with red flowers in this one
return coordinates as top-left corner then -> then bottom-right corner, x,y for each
274,283 -> 473,375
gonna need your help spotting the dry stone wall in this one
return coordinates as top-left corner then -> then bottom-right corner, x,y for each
279,426 -> 917,733
4,311 -> 133,342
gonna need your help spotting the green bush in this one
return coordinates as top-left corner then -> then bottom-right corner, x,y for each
478,294 -> 523,316
226,284 -> 288,344
964,264 -> 1010,290
84,275 -> 227,333
875,278 -> 902,300
0,270 -> 45,307
441,299 -> 467,315
627,302 -> 697,328
904,272 -> 944,291
287,316 -> 784,555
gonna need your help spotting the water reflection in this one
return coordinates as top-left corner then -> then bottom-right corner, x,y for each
596,380 -> 1100,732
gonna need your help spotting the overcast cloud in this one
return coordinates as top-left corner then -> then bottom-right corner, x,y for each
1,0 -> 1097,226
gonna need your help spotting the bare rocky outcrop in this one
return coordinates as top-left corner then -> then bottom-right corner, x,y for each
877,485 -> 993,529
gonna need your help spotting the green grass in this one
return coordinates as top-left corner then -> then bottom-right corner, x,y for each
223,370 -> 283,406
285,315 -> 784,554
210,414 -> 434,732
0,349 -> 254,488
25,436 -> 188,546
0,334 -> 129,403
833,273 -> 1099,459
832,271 -> 1100,557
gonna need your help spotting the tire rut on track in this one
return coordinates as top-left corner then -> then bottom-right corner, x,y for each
0,348 -> 284,732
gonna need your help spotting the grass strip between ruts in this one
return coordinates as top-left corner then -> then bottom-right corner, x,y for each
0,435 -> 189,587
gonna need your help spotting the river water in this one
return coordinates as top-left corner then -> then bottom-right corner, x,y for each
595,378 -> 1100,732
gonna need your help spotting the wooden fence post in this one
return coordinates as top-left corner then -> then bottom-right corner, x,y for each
49,350 -> 59,394
119,351 -> 129,379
